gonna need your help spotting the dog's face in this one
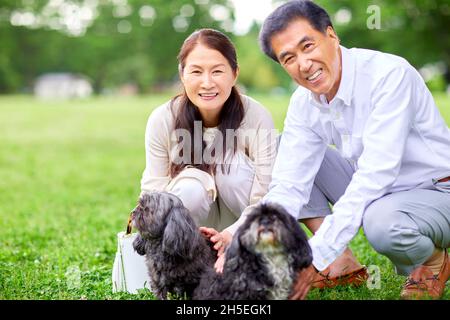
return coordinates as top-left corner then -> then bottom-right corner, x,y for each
241,211 -> 285,253
238,204 -> 301,253
131,192 -> 184,239
231,203 -> 312,271
132,191 -> 204,259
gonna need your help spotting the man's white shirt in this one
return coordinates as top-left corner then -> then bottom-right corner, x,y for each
263,45 -> 450,271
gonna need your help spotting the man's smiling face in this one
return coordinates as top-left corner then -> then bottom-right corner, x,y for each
270,18 -> 342,102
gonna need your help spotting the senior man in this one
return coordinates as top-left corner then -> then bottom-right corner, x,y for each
209,0 -> 450,300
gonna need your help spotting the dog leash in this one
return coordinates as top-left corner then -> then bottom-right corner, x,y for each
126,211 -> 133,235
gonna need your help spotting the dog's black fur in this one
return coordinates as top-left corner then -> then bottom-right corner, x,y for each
193,203 -> 312,300
132,191 -> 215,300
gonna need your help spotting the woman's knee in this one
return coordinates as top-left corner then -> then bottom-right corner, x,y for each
215,154 -> 254,214
168,178 -> 211,222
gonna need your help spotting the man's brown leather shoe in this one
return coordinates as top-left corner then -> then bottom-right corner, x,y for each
401,250 -> 449,300
311,266 -> 369,289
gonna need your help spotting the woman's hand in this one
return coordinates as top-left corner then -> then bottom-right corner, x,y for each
214,253 -> 226,274
199,227 -> 232,273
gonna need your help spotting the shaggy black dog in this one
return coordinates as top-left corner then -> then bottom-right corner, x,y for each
131,191 -> 215,300
193,203 -> 312,300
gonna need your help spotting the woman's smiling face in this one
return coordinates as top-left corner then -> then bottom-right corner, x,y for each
180,43 -> 238,127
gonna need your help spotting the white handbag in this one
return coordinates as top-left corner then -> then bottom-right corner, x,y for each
112,216 -> 152,294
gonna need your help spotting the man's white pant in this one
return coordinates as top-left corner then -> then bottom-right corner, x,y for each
304,147 -> 450,276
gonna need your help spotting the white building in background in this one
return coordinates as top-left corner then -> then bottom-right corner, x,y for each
34,73 -> 93,99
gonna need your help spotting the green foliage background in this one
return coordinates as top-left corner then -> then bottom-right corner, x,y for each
0,0 -> 449,93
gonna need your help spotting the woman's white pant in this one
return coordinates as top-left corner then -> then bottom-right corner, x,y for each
165,152 -> 255,231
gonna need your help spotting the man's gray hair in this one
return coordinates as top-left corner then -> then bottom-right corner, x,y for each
259,0 -> 334,62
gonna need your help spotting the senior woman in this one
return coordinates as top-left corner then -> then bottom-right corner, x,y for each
140,29 -> 277,251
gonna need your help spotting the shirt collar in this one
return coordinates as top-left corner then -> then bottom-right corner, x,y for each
308,45 -> 355,111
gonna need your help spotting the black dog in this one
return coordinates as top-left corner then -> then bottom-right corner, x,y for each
131,191 -> 215,300
194,203 -> 312,300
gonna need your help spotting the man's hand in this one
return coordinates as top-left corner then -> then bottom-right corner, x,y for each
199,227 -> 232,273
289,265 -> 317,300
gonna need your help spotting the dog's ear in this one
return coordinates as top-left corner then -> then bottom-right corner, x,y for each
283,218 -> 313,269
290,240 -> 313,270
162,206 -> 201,259
133,234 -> 147,256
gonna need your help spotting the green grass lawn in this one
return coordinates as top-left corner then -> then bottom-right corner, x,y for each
0,92 -> 449,300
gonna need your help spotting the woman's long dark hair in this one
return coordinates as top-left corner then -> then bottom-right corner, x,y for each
169,29 -> 245,178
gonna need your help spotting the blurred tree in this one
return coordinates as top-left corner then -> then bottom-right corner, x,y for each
1,0 -> 448,93
0,0 -> 234,93
0,0 -> 22,92
316,0 -> 450,89
235,23 -> 292,92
